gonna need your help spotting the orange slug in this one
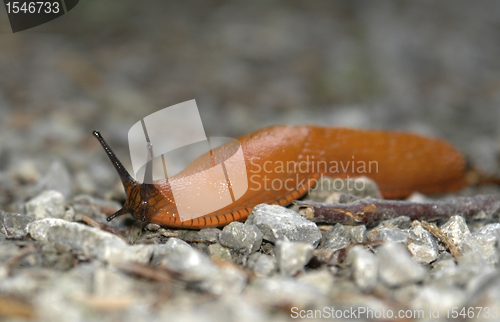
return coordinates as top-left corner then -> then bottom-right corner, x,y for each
93,125 -> 467,229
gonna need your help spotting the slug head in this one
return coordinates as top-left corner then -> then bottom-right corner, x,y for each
118,182 -> 164,222
93,131 -> 162,223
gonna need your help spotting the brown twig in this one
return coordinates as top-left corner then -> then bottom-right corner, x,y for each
418,220 -> 461,261
296,194 -> 500,226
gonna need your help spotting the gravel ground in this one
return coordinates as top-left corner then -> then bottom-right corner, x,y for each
1,1 -> 500,321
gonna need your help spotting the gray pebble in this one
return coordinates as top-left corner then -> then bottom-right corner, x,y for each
377,242 -> 427,287
410,286 -> 466,313
152,238 -> 211,275
430,252 -> 491,289
367,216 -> 411,241
376,228 -> 408,244
296,269 -> 334,295
26,218 -> 181,265
246,253 -> 277,277
248,276 -> 326,308
198,228 -> 222,243
466,223 -> 500,265
220,222 -> 263,254
349,225 -> 367,243
275,239 -> 313,276
440,215 -> 471,245
26,190 -> 66,220
407,225 -> 439,264
26,218 -> 134,262
430,256 -> 458,288
246,204 -> 321,247
145,223 -> 160,231
380,216 -> 412,229
0,211 -> 34,238
174,228 -> 221,243
320,223 -> 350,251
153,238 -> 247,294
346,245 -> 378,291
208,243 -> 232,262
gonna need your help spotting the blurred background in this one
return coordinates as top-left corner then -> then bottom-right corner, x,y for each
0,0 -> 499,205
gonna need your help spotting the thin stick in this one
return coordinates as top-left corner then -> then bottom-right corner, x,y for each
296,194 -> 500,226
418,220 -> 461,261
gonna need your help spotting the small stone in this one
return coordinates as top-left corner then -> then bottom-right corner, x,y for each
246,204 -> 321,247
466,223 -> 500,265
465,270 -> 500,303
151,238 -> 212,274
392,284 -> 421,303
407,225 -> 439,264
320,224 -> 350,251
206,264 -> 248,295
410,286 -> 466,312
153,238 -> 247,294
430,255 -> 457,288
431,251 -> 493,289
380,216 -> 412,229
458,250 -> 487,267
453,252 -> 493,288
145,223 -> 160,231
346,245 -> 378,291
376,228 -> 408,244
246,253 -> 277,277
377,242 -> 427,287
275,239 -> 313,276
296,269 -> 334,295
26,218 -> 133,262
26,190 -> 66,220
349,225 -> 367,243
208,243 -> 232,262
198,228 -> 222,243
174,228 -> 221,243
367,216 -> 411,241
26,218 -> 183,265
440,215 -> 471,246
220,222 -> 263,254
248,276 -> 326,308
0,211 -> 34,238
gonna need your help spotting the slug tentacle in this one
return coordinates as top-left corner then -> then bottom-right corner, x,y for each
143,143 -> 154,184
106,207 -> 130,222
93,131 -> 137,190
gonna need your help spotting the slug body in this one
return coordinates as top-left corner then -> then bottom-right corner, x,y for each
94,126 -> 467,229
